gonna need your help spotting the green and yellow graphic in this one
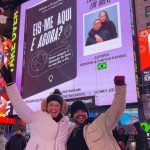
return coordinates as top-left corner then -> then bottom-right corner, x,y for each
97,62 -> 107,70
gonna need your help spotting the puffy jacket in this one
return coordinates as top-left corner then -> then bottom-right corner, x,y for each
6,84 -> 69,150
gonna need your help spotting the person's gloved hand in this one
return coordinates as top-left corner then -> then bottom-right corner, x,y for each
0,65 -> 13,86
114,76 -> 125,86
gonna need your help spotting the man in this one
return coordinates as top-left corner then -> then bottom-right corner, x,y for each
67,76 -> 126,150
5,127 -> 26,150
86,19 -> 111,46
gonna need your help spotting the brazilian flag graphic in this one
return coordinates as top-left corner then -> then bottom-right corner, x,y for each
97,62 -> 107,70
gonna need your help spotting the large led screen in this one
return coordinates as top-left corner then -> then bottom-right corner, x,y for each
138,28 -> 150,90
138,28 -> 150,72
0,35 -> 12,116
13,0 -> 138,111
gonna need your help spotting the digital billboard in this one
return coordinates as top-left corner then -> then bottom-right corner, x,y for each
138,28 -> 150,72
0,35 -> 12,116
138,28 -> 150,120
119,108 -> 139,125
13,0 -> 138,111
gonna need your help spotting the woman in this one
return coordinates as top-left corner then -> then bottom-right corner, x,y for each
99,10 -> 118,39
0,65 -> 69,150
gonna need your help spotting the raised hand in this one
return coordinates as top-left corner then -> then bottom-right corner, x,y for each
114,76 -> 125,86
0,65 -> 13,86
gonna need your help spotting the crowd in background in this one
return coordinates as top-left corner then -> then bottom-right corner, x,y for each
113,122 -> 149,150
0,126 -> 29,150
0,120 -> 149,150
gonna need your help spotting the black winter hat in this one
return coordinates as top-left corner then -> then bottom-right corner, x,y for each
70,100 -> 89,117
46,89 -> 63,106
133,122 -> 141,130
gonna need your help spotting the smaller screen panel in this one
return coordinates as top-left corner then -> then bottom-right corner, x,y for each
119,108 -> 139,125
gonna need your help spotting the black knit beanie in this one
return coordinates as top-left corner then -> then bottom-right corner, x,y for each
70,100 -> 89,117
46,89 -> 63,106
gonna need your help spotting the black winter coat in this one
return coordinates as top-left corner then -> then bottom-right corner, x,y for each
5,134 -> 26,150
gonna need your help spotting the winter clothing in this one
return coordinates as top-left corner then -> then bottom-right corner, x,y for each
113,128 -> 128,150
55,116 -> 69,150
5,134 -> 26,150
70,100 -> 89,117
67,85 -> 126,150
101,20 -> 117,39
46,94 -> 63,106
133,122 -> 149,150
134,131 -> 149,150
67,125 -> 89,150
6,84 -> 69,150
86,28 -> 111,46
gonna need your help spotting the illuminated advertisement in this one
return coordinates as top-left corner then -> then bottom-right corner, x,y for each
138,28 -> 150,120
0,35 -> 12,116
138,28 -> 150,72
138,29 -> 150,91
119,108 -> 139,125
22,0 -> 76,98
14,0 -> 138,111
141,122 -> 150,133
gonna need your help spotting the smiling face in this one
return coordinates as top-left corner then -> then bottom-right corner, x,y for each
99,12 -> 107,23
73,109 -> 88,126
93,19 -> 102,31
47,101 -> 62,118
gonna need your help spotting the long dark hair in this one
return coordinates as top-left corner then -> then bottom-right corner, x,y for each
99,10 -> 109,21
